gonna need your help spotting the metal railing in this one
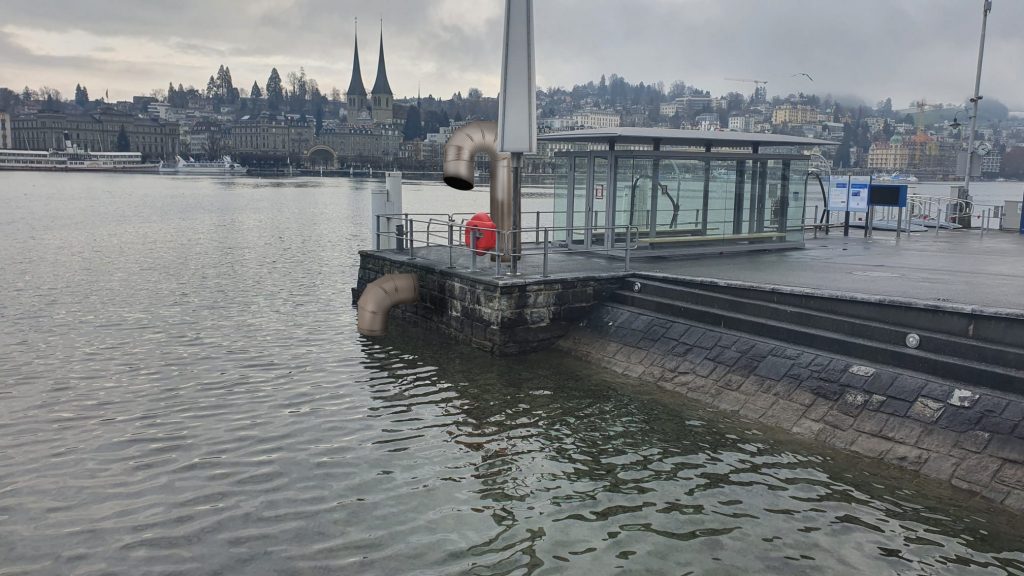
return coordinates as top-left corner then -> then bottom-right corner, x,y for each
374,212 -> 640,278
802,194 -> 1006,239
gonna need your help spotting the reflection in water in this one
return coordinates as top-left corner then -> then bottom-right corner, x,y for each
364,335 -> 1024,576
0,173 -> 1021,576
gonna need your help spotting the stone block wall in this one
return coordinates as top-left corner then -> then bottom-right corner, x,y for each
557,302 -> 1024,513
355,252 -> 620,355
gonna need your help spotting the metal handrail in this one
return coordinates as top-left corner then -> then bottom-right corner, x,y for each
373,213 -> 643,277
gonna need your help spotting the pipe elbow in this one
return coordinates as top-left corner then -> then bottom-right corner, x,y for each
443,121 -> 500,191
357,273 -> 419,337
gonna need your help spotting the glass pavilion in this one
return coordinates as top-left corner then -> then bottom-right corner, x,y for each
540,128 -> 833,253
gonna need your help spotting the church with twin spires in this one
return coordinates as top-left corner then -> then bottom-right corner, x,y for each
345,22 -> 394,125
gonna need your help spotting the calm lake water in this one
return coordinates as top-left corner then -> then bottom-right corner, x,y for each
1,172 -> 1023,576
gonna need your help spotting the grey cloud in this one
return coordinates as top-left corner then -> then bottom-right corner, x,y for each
0,0 -> 1021,109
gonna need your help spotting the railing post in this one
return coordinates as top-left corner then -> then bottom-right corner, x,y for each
470,229 -> 478,272
535,211 -> 541,242
935,208 -> 942,237
494,230 -> 503,278
542,227 -> 550,278
624,227 -> 632,272
375,214 -> 382,250
813,205 -> 819,239
403,217 -> 411,258
447,220 -> 455,269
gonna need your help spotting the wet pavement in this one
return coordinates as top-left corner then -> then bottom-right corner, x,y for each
374,228 -> 1024,312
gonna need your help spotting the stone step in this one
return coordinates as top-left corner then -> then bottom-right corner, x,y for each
610,289 -> 1024,393
621,278 -> 1024,375
632,277 -> 1024,350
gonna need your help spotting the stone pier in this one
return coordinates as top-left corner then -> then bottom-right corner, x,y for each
557,302 -> 1024,513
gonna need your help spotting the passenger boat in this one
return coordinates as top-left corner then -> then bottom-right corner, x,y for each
160,155 -> 247,175
0,147 -> 159,172
872,172 -> 919,183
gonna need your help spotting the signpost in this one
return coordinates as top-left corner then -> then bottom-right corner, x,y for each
847,177 -> 871,213
848,176 -> 871,237
827,176 -> 850,236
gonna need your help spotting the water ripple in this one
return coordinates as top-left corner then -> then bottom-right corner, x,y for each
1,174 -> 1022,575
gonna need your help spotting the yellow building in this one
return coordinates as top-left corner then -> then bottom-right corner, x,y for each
867,136 -> 910,171
771,105 -> 818,125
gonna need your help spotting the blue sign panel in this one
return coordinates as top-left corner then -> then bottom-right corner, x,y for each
847,177 -> 871,213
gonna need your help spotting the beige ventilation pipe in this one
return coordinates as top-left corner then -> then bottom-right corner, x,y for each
356,273 -> 419,336
443,121 -> 516,260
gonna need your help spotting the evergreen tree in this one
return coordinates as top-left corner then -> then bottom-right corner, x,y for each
74,84 -> 89,107
116,125 -> 131,152
42,94 -> 60,112
834,123 -> 853,168
216,65 -> 227,96
882,120 -> 895,140
314,103 -> 324,135
206,75 -> 217,99
0,88 -> 20,112
266,68 -> 284,112
250,81 -> 262,99
222,66 -> 236,103
403,106 -> 422,141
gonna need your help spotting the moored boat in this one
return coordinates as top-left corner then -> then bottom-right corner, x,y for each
0,133 -> 160,173
160,155 -> 247,175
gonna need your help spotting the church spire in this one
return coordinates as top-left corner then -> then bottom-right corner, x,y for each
345,18 -> 367,99
370,20 -> 393,97
369,19 -> 394,123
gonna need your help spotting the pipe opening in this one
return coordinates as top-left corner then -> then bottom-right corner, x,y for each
444,176 -> 474,190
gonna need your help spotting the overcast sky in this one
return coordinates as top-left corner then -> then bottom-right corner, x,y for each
1,0 -> 1021,111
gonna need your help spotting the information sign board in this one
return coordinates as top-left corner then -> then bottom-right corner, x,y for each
827,176 -> 849,212
847,176 -> 871,213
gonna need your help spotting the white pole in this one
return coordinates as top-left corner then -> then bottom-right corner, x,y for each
371,188 -> 388,250
386,171 -> 403,250
963,0 -> 992,198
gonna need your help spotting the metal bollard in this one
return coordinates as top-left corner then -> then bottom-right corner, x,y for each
542,228 -> 550,278
395,223 -> 406,251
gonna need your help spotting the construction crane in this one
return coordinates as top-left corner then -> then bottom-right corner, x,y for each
725,78 -> 768,103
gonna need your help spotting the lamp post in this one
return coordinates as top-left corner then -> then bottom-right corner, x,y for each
962,0 -> 992,210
